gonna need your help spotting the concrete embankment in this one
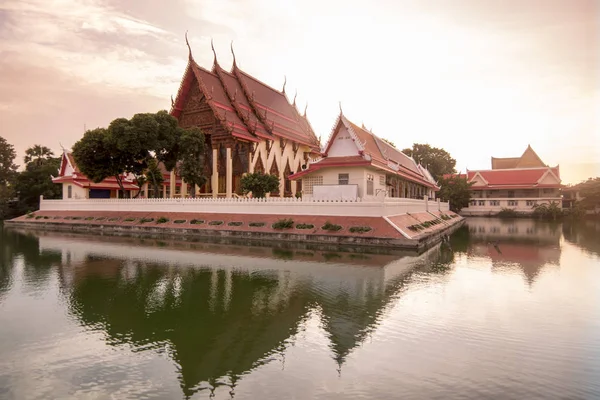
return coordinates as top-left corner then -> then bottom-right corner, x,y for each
6,210 -> 464,251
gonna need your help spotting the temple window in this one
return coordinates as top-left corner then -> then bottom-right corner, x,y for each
338,173 -> 349,185
67,185 -> 72,199
303,175 -> 323,194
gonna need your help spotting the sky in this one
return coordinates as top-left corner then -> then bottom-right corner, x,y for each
0,0 -> 598,184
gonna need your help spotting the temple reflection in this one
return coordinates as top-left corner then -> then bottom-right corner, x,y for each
464,218 -> 561,286
4,229 -> 440,398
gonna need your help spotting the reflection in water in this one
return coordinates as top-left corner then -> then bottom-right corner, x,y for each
462,218 -> 561,286
2,229 -> 447,398
1,222 -> 599,400
563,219 -> 600,256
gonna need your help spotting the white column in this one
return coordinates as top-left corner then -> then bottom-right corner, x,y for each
181,179 -> 187,198
212,148 -> 218,198
169,170 -> 176,199
226,147 -> 233,198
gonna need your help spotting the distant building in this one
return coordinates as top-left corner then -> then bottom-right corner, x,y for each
290,113 -> 439,201
456,145 -> 562,216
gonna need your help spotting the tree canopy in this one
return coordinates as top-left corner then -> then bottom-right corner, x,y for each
240,172 -> 280,198
178,128 -> 207,198
437,174 -> 473,213
578,178 -> 600,210
401,143 -> 456,182
14,146 -> 62,214
0,136 -> 17,220
72,111 -> 186,195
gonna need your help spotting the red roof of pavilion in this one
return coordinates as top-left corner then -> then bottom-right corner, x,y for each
463,167 -> 561,189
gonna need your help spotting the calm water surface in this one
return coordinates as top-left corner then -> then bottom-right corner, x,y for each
1,218 -> 599,399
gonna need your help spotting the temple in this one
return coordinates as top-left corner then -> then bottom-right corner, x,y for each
169,39 -> 321,198
290,112 -> 439,200
457,145 -> 562,216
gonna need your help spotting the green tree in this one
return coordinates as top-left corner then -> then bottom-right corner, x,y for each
72,111 -> 184,195
437,174 -> 473,213
240,172 -> 280,198
401,143 -> 456,182
0,136 -> 18,220
578,177 -> 600,210
145,159 -> 164,198
178,128 -> 207,198
24,145 -> 54,166
14,151 -> 62,214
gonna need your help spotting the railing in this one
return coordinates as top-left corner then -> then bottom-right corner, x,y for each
39,196 -> 450,217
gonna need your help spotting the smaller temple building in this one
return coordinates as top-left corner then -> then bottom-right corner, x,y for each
290,113 -> 439,201
52,151 -> 139,199
457,145 -> 562,216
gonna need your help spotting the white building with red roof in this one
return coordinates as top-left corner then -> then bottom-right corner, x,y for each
457,145 -> 562,215
52,151 -> 140,199
290,112 -> 439,201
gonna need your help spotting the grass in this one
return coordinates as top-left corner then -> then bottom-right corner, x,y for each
295,223 -> 314,230
349,226 -> 372,233
321,221 -> 342,232
190,219 -> 204,225
156,217 -> 169,224
272,218 -> 294,230
249,222 -> 265,227
208,220 -> 223,226
227,221 -> 243,226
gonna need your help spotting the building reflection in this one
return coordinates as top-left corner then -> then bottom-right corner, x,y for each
3,229 -> 442,398
464,218 -> 561,286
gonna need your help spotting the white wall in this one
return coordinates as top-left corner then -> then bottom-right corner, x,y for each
461,197 -> 562,215
39,196 -> 449,217
327,125 -> 359,157
62,183 -> 87,200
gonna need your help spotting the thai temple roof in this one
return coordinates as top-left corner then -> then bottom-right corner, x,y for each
170,38 -> 321,151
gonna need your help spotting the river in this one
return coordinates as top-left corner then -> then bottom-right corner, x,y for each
1,218 -> 599,399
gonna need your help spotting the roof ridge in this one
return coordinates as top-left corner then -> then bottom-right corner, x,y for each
235,67 -> 287,98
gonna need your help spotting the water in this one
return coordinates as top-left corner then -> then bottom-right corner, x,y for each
1,218 -> 599,400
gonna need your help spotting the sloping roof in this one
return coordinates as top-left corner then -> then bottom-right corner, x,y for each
491,145 -> 547,170
170,48 -> 320,150
52,152 -> 138,189
466,167 -> 561,188
291,114 -> 438,189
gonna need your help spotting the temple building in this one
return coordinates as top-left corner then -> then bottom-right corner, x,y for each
51,151 -> 140,199
458,145 -> 562,216
169,39 -> 321,198
290,112 -> 439,200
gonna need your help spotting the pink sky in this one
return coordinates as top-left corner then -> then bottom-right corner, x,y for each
0,0 -> 597,184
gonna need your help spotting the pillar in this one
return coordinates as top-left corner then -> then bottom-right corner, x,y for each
226,147 -> 233,198
424,195 -> 429,212
195,185 -> 200,197
169,170 -> 176,198
212,148 -> 218,198
162,184 -> 167,198
181,178 -> 187,198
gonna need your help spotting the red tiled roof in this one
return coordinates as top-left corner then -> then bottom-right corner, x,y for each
74,181 -> 139,190
467,167 -> 560,188
170,51 -> 320,151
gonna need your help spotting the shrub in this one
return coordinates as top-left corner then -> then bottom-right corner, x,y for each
440,214 -> 451,220
95,217 -> 106,221
208,220 -> 223,226
295,223 -> 314,230
272,218 -> 294,230
190,219 -> 204,225
71,217 -> 83,220
85,217 -> 94,221
240,172 -> 280,198
54,216 -> 62,220
124,218 -> 136,222
26,213 -> 35,219
35,215 -> 43,219
108,217 -> 120,222
139,217 -> 154,224
156,217 -> 169,224
349,226 -> 372,233
249,222 -> 265,227
322,221 -> 342,232
497,208 -> 518,218
228,221 -> 243,226
174,219 -> 186,224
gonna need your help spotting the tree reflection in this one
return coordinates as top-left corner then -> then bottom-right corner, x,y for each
562,220 -> 600,256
